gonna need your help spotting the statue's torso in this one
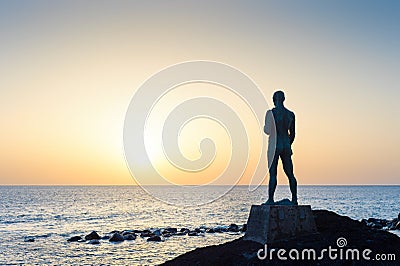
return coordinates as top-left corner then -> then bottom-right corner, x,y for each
270,106 -> 294,152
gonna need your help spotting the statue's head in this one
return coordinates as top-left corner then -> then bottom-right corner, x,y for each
273,90 -> 285,106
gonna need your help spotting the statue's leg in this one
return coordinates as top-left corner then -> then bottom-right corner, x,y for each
267,152 -> 279,203
282,154 -> 297,204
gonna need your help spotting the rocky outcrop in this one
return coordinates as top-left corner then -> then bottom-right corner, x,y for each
109,233 -> 124,242
65,210 -> 399,262
361,215 -> 400,231
67,236 -> 82,242
162,210 -> 400,266
123,234 -> 136,240
84,231 -> 100,240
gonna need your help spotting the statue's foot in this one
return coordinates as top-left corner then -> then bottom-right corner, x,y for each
291,199 -> 298,206
263,199 -> 275,205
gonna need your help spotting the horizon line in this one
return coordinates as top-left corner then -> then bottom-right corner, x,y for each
0,184 -> 398,186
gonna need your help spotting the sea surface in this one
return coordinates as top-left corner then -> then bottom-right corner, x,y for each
0,185 -> 399,265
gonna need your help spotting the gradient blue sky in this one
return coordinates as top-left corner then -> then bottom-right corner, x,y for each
0,1 -> 399,184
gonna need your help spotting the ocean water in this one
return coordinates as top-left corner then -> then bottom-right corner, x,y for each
0,185 -> 399,265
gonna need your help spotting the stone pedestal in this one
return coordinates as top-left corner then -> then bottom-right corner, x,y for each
244,205 -> 318,244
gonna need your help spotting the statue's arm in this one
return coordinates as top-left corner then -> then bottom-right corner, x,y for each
289,113 -> 296,144
264,110 -> 272,135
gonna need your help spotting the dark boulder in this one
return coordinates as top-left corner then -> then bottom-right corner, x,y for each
141,232 -> 153,238
140,229 -> 153,238
67,236 -> 82,242
228,224 -> 239,232
163,227 -> 177,234
124,234 -> 137,240
147,235 -> 164,242
367,218 -> 384,226
180,228 -> 189,233
371,223 -> 383,229
85,231 -> 100,240
367,218 -> 380,223
213,225 -> 227,233
109,233 -> 124,242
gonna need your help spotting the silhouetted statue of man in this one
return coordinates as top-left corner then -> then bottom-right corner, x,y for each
264,91 -> 298,205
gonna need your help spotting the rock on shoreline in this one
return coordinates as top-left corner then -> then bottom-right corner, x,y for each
65,224 -> 246,244
63,211 -> 399,247
361,217 -> 400,230
162,210 -> 400,266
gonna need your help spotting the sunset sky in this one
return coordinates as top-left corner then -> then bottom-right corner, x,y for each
0,1 -> 399,185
